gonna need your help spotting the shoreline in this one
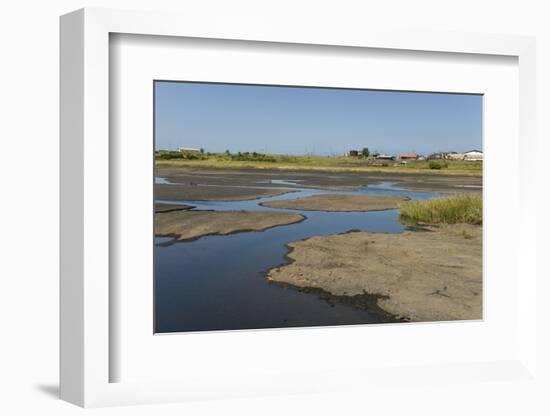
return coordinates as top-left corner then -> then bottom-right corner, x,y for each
155,202 -> 194,213
265,237 -> 407,323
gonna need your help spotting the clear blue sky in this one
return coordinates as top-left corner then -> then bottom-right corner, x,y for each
155,81 -> 482,155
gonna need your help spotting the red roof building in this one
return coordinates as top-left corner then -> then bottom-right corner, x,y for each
399,153 -> 418,160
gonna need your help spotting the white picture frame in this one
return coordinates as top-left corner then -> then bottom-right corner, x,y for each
60,7 -> 538,408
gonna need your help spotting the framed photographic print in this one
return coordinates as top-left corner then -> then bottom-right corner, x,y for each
60,8 -> 538,408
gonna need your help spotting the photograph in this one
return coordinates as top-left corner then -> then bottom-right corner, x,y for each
154,81 -> 483,333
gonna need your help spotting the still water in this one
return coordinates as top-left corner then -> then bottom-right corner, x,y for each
155,181 -> 438,333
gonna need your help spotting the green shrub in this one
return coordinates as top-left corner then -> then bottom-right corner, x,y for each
230,152 -> 277,162
428,161 -> 447,170
155,151 -> 208,160
155,151 -> 184,160
399,194 -> 482,225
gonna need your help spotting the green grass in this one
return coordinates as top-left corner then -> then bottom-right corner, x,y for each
155,151 -> 482,176
399,194 -> 483,225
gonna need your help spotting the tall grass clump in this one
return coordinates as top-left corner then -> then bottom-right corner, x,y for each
399,194 -> 482,225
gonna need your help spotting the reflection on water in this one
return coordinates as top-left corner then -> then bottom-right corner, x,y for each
155,180 -> 439,333
454,184 -> 483,189
155,177 -> 175,185
269,179 -> 304,186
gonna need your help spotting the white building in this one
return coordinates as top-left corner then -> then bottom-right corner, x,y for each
463,150 -> 483,161
179,147 -> 201,153
446,152 -> 464,160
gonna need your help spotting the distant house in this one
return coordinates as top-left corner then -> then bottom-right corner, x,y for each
463,150 -> 483,161
399,153 -> 418,160
348,150 -> 359,157
376,154 -> 394,160
179,147 -> 201,153
446,152 -> 465,160
427,152 -> 447,160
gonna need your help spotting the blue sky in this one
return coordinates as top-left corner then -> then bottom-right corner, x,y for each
155,81 -> 482,155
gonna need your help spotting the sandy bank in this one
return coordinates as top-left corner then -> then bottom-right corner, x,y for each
156,210 -> 305,241
155,202 -> 193,213
261,194 -> 408,212
266,224 -> 482,322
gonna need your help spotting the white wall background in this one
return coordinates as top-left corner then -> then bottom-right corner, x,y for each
0,0 -> 548,415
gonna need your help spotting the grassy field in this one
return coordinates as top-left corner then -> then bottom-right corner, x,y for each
155,151 -> 482,176
399,194 -> 483,225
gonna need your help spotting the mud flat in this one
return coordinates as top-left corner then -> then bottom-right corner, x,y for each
156,210 -> 305,241
266,224 -> 482,322
261,194 -> 408,212
156,183 -> 294,201
156,166 -> 481,194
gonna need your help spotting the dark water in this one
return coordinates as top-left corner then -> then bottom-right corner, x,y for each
155,182 -> 438,333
